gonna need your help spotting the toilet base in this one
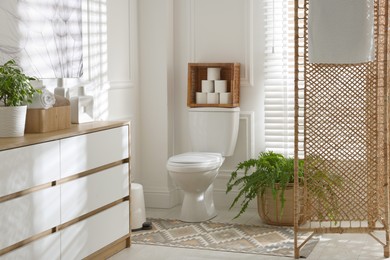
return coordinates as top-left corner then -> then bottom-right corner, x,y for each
179,184 -> 217,222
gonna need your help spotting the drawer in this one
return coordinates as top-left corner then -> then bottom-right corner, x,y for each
0,233 -> 60,260
0,186 -> 60,250
0,141 -> 60,197
60,202 -> 129,259
61,163 -> 129,223
60,126 -> 129,178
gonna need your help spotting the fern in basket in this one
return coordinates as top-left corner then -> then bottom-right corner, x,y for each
226,151 -> 304,219
226,151 -> 343,222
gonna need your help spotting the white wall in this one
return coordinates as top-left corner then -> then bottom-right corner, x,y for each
0,0 -> 266,209
0,0 -> 141,202
69,0 -> 141,184
138,0 -> 179,207
106,0 -> 140,183
50,0 -> 141,185
137,0 -> 267,209
65,0 -> 141,185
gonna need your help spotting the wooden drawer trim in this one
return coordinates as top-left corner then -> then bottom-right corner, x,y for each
84,235 -> 131,260
0,227 -> 56,256
0,121 -> 130,152
58,196 -> 130,231
0,197 -> 130,257
0,181 -> 55,204
57,158 -> 129,185
0,158 -> 129,203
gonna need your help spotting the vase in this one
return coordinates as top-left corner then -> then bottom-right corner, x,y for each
70,86 -> 94,124
0,105 -> 27,137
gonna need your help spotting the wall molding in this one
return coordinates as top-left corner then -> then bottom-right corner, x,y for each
82,0 -> 138,89
213,186 -> 257,210
215,111 -> 255,208
143,186 -> 181,208
129,0 -> 138,87
188,0 -> 254,87
109,80 -> 135,90
240,111 -> 255,159
82,0 -> 108,86
245,0 -> 254,87
218,112 -> 254,172
188,0 -> 196,61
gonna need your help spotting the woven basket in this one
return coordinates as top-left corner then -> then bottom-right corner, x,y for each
257,185 -> 304,226
187,63 -> 240,108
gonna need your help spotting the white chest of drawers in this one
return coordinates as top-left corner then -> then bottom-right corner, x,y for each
0,121 -> 131,260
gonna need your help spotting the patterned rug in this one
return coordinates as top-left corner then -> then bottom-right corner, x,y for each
131,218 -> 318,258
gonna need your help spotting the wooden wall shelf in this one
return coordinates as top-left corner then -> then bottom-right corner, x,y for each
187,63 -> 240,108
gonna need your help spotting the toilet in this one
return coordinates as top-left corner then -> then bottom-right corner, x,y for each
166,107 -> 240,222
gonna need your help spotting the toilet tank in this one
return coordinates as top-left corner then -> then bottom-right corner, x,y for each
188,107 -> 240,156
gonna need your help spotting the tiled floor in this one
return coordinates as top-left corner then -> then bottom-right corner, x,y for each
110,206 -> 388,260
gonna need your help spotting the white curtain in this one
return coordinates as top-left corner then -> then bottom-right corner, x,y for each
263,0 -> 295,157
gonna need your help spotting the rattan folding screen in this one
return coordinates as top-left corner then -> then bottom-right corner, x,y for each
294,0 -> 389,258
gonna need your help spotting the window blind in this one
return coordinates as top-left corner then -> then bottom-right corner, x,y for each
263,0 -> 295,157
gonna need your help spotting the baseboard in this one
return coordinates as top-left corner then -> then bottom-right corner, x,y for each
143,174 -> 256,210
143,186 -> 255,211
143,187 -> 181,208
213,187 -> 257,210
213,170 -> 257,210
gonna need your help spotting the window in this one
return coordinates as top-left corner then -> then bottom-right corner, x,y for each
263,0 -> 295,157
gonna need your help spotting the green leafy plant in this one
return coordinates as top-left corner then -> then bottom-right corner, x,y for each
0,59 -> 39,106
304,155 -> 343,222
226,151 -> 342,221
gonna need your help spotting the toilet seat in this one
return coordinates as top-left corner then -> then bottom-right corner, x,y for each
167,152 -> 223,173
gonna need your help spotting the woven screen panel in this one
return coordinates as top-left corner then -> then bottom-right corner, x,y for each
294,0 -> 389,257
295,0 -> 388,227
304,62 -> 382,222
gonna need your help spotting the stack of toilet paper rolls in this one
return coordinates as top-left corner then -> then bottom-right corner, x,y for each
196,68 -> 233,105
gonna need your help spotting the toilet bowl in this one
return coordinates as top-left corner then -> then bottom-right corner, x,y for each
167,152 -> 224,222
167,106 -> 240,222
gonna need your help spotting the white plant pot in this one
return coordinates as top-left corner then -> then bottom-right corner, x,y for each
0,105 -> 27,137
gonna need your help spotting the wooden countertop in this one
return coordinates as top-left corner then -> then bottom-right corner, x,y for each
0,121 -> 130,151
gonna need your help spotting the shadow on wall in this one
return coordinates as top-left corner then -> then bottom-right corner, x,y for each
0,0 -> 83,78
0,0 -> 110,120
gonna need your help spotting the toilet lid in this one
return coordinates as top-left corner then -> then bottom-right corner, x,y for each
167,152 -> 223,172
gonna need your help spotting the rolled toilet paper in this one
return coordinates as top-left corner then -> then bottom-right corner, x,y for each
214,80 -> 227,93
196,92 -> 207,104
201,80 -> 214,93
207,68 -> 221,80
207,93 -> 219,104
219,92 -> 232,104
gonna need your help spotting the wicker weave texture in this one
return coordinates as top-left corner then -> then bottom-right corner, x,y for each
294,0 -> 389,258
304,63 -> 380,222
187,63 -> 240,108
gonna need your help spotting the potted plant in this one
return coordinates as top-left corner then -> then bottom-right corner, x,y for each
226,151 -> 342,226
0,59 -> 39,137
